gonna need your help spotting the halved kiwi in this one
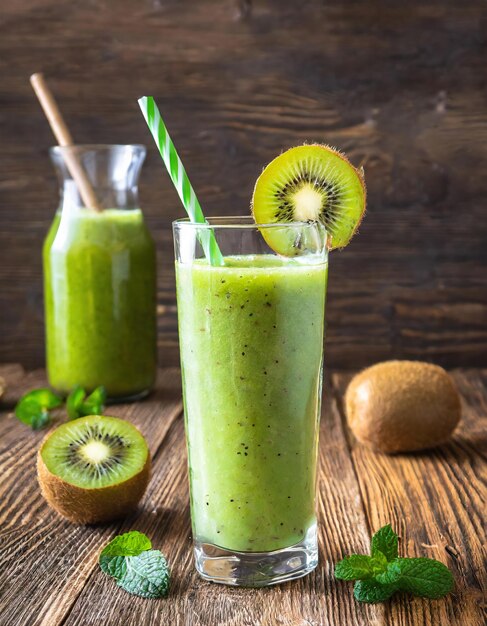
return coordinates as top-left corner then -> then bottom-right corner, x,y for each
252,144 -> 366,253
37,415 -> 150,524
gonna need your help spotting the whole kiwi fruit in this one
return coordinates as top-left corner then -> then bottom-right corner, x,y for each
37,414 -> 150,524
345,361 -> 461,453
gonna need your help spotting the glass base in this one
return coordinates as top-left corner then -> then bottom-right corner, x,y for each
50,383 -> 152,404
193,524 -> 318,587
106,387 -> 152,403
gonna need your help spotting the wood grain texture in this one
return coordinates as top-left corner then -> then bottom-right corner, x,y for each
0,365 -> 485,625
0,367 -> 183,626
60,375 -> 385,626
0,0 -> 486,370
333,369 -> 487,626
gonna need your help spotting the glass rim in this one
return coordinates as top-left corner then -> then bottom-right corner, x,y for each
50,144 -> 146,155
173,216 -> 327,231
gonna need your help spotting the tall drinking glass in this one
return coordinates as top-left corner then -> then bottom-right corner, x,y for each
174,217 -> 328,586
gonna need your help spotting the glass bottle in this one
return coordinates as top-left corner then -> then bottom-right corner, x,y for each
43,145 -> 157,400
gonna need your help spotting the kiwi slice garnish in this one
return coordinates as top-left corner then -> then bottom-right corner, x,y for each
252,144 -> 366,253
37,415 -> 150,524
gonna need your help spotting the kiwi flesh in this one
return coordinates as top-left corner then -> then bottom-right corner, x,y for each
345,361 -> 461,454
37,415 -> 150,524
252,144 -> 366,253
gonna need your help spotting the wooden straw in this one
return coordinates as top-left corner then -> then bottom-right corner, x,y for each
30,73 -> 102,211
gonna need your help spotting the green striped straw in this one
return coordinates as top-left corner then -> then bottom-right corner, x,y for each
138,96 -> 224,266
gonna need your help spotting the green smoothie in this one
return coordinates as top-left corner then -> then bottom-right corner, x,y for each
44,208 -> 157,398
176,255 -> 327,552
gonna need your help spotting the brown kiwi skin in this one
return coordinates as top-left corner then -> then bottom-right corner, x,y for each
345,360 -> 461,454
251,143 -> 367,251
37,436 -> 151,525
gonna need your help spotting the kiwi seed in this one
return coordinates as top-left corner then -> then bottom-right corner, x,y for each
37,415 -> 150,524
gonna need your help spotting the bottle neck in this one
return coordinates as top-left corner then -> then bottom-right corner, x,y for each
50,144 -> 146,213
58,180 -> 141,213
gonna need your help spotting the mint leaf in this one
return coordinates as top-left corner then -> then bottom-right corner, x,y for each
101,531 -> 152,558
116,550 -> 170,599
81,385 -> 106,416
15,398 -> 50,429
354,580 -> 397,603
371,550 -> 388,573
392,558 -> 454,598
21,388 -> 63,409
67,386 -> 85,419
100,531 -> 152,576
371,524 -> 398,562
374,560 -> 403,585
335,554 -> 386,580
67,385 -> 106,419
99,532 -> 170,599
15,388 -> 62,429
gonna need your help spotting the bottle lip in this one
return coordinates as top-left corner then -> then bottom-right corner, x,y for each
50,144 -> 146,155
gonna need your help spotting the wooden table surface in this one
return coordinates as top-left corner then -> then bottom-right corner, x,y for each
0,364 -> 485,626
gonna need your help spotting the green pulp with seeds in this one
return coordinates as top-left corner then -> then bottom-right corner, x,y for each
176,254 -> 327,552
40,415 -> 148,488
43,208 -> 157,399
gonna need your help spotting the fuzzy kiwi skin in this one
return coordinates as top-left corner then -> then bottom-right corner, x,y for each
37,442 -> 151,525
345,361 -> 461,454
309,144 -> 367,250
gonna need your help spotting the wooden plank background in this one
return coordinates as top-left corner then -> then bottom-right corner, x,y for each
0,0 -> 486,370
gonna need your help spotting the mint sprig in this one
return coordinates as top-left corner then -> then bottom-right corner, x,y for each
67,385 -> 106,420
335,525 -> 454,604
334,553 -> 387,580
15,385 -> 107,430
14,388 -> 63,429
99,531 -> 170,599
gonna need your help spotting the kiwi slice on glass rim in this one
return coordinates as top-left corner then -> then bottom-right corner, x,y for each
37,415 -> 150,524
252,144 -> 366,253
